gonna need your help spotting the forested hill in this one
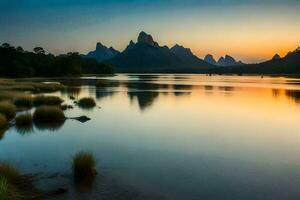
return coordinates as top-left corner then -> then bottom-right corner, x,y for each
0,43 -> 113,78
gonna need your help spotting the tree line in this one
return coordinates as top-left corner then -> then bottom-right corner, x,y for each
0,43 -> 114,77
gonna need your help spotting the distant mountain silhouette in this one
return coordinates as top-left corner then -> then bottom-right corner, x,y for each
217,55 -> 243,66
205,54 -> 243,66
209,47 -> 300,74
204,54 -> 217,65
217,57 -> 226,66
106,31 -> 212,72
84,42 -> 119,62
272,54 -> 281,60
170,44 -> 210,67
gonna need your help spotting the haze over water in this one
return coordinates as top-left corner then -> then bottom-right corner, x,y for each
1,74 -> 300,199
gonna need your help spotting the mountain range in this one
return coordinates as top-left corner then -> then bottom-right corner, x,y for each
209,47 -> 300,74
204,54 -> 244,66
105,31 -> 213,72
83,31 -> 299,74
84,42 -> 119,62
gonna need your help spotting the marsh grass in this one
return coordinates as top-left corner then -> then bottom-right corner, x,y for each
0,164 -> 20,183
0,91 -> 15,101
14,96 -> 33,109
33,95 -> 64,106
34,82 -> 66,93
0,79 -> 66,93
0,102 -> 16,120
0,176 -> 9,200
78,97 -> 96,109
60,104 -> 74,111
0,114 -> 7,129
33,106 -> 65,124
0,163 -> 42,199
72,151 -> 97,182
0,128 -> 8,140
15,113 -> 33,127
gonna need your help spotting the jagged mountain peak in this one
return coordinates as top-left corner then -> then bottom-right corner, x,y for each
107,32 -> 212,71
96,42 -> 105,49
216,55 -> 243,66
171,44 -> 191,52
225,55 -> 236,60
204,54 -> 217,65
272,54 -> 281,60
137,31 -> 158,46
84,42 -> 120,62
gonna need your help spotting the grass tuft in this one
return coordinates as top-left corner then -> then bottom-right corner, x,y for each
35,83 -> 66,93
72,151 -> 97,182
14,96 -> 33,108
0,163 -> 43,199
0,79 -> 66,93
0,176 -> 9,200
78,97 -> 96,109
0,102 -> 16,120
0,164 -> 20,183
33,95 -> 64,107
0,114 -> 7,129
33,106 -> 65,123
15,113 -> 33,127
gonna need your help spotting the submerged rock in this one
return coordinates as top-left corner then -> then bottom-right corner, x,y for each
70,116 -> 91,123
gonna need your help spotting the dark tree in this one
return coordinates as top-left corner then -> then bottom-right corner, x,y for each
16,46 -> 24,52
0,44 -> 114,78
33,47 -> 45,54
2,43 -> 13,49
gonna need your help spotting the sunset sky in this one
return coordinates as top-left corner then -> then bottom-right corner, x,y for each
0,0 -> 299,63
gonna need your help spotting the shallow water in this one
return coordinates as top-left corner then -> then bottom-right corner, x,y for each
1,74 -> 300,200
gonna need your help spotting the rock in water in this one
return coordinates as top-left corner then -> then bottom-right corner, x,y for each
71,116 -> 91,123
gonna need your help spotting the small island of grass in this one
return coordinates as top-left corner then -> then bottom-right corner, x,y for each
0,114 -> 7,129
77,97 -> 96,109
0,102 -> 16,121
73,151 -> 97,183
33,106 -> 65,123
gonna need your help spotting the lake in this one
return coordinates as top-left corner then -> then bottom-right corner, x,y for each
1,74 -> 300,200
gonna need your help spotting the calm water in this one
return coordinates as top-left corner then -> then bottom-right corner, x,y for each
1,74 -> 300,200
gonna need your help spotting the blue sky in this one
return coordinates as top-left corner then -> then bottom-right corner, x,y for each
0,0 -> 299,62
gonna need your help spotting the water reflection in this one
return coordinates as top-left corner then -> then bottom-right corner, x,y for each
272,89 -> 280,97
34,120 -> 65,131
285,90 -> 300,103
1,75 -> 300,200
128,92 -> 159,111
15,124 -> 34,135
95,90 -> 117,100
218,86 -> 234,92
204,85 -> 214,91
173,92 -> 191,97
58,76 -> 300,111
61,87 -> 82,98
0,128 -> 8,140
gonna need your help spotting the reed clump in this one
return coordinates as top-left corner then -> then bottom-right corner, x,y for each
15,113 -> 33,127
77,97 -> 96,109
0,163 -> 42,200
0,102 -> 16,120
0,114 -> 7,129
72,151 -> 97,182
33,106 -> 65,123
33,95 -> 63,106
14,96 -> 33,108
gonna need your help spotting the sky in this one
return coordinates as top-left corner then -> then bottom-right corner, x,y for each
0,0 -> 299,63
